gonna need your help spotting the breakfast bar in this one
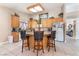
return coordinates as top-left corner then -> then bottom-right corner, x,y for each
24,31 -> 51,48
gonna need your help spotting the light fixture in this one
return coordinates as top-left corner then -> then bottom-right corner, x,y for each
27,4 -> 44,13
29,8 -> 37,12
34,5 -> 43,11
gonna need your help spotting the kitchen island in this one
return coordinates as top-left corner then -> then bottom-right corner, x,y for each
24,31 -> 51,48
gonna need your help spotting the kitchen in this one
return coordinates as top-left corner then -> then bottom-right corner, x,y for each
0,3 -> 79,56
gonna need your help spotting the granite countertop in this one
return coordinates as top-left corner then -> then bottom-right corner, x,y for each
26,31 -> 51,36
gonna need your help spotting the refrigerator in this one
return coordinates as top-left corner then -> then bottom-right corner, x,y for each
52,22 -> 64,41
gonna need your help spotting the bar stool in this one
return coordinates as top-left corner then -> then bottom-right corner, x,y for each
20,30 -> 30,52
47,31 -> 56,52
33,31 -> 44,56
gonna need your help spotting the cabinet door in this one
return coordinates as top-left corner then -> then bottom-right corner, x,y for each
11,16 -> 20,28
12,32 -> 19,42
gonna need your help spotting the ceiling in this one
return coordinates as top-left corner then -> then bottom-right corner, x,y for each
65,3 -> 79,13
65,3 -> 79,19
0,3 -> 64,15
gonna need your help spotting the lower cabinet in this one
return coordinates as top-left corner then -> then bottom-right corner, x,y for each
12,32 -> 19,42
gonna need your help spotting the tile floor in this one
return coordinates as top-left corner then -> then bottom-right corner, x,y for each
0,39 -> 79,56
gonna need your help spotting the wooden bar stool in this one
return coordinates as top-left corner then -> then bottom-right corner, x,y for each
33,31 -> 44,56
20,30 -> 30,53
47,31 -> 56,52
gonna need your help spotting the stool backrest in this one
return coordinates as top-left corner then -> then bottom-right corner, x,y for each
20,30 -> 26,40
51,31 -> 56,39
34,31 -> 44,41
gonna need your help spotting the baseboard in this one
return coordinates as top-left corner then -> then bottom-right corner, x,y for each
0,41 -> 8,46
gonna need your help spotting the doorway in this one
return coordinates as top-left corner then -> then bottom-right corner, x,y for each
65,19 -> 75,41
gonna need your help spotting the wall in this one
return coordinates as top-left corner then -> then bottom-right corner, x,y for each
0,6 -> 11,43
76,18 -> 79,39
15,11 -> 30,22
64,4 -> 76,31
48,9 -> 62,18
0,6 -> 30,43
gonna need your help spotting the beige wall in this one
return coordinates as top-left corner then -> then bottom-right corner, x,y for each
0,7 -> 11,43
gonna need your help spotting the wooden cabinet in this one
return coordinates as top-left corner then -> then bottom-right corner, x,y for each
11,15 -> 20,28
28,20 -> 37,29
11,15 -> 20,42
28,18 -> 63,28
12,32 -> 19,42
41,18 -> 63,28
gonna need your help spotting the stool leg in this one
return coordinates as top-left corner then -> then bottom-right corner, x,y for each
27,36 -> 30,50
42,40 -> 44,53
48,39 -> 50,52
54,45 -> 56,52
54,40 -> 56,52
37,42 -> 39,56
22,40 -> 24,53
47,36 -> 50,47
37,49 -> 38,56
33,40 -> 35,52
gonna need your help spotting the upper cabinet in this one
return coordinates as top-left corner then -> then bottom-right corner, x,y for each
42,18 -> 64,28
28,19 -> 37,29
28,18 -> 64,28
11,15 -> 20,28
